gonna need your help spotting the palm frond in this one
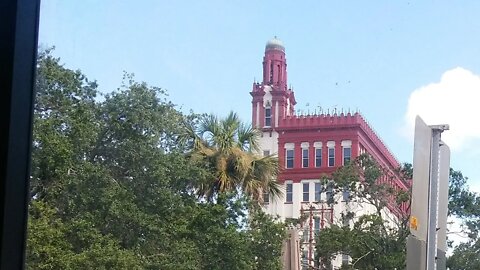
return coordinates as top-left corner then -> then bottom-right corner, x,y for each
186,112 -> 280,203
236,123 -> 260,152
199,114 -> 219,146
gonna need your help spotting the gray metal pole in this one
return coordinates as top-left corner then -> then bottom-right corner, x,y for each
426,129 -> 441,270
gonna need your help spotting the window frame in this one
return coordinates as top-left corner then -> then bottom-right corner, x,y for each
302,182 -> 309,202
314,216 -> 321,234
328,147 -> 335,167
343,146 -> 351,165
285,182 -> 293,203
315,147 -> 322,167
0,1 -> 41,268
342,187 -> 350,202
264,107 -> 272,127
314,182 -> 322,202
263,190 -> 269,204
286,149 -> 294,169
302,148 -> 309,168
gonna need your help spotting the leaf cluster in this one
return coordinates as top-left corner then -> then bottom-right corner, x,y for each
27,50 -> 286,270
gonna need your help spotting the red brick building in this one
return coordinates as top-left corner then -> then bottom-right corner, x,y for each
251,37 -> 408,269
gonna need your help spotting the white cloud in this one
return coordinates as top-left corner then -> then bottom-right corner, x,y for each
404,67 -> 480,151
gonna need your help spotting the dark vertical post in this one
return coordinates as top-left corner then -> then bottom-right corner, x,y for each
0,0 -> 41,269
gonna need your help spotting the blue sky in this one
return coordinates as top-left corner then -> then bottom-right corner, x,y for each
39,1 -> 480,192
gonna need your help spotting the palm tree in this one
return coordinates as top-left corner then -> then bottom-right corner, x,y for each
181,112 -> 281,202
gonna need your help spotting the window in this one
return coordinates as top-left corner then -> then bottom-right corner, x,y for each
302,148 -> 309,168
343,147 -> 351,165
315,182 -> 322,201
302,228 -> 309,243
265,107 -> 271,127
286,183 -> 293,203
301,249 -> 309,270
342,140 -> 352,165
269,62 -> 273,83
286,149 -> 294,169
328,147 -> 335,167
303,182 -> 309,202
263,150 -> 270,157
315,148 -> 322,167
342,188 -> 350,202
314,217 -> 321,235
326,183 -> 333,203
263,190 -> 269,204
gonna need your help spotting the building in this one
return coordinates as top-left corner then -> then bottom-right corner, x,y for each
250,37 -> 409,269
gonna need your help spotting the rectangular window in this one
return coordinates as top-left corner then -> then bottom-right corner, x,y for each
314,217 -> 321,234
343,147 -> 351,165
302,148 -> 309,168
286,149 -> 294,169
263,150 -> 270,157
326,183 -> 333,203
263,190 -> 269,204
286,183 -> 293,203
315,148 -> 322,167
302,249 -> 309,270
265,107 -> 271,127
315,182 -> 322,201
303,182 -> 309,202
303,228 -> 309,243
328,147 -> 335,167
342,188 -> 350,202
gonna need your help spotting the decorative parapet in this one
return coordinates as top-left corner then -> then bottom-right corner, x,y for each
355,114 -> 400,170
280,112 -> 360,128
278,112 -> 400,169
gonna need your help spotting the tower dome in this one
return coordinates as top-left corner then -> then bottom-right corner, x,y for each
265,36 -> 285,52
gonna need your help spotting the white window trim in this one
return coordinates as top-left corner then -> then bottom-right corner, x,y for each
328,147 -> 335,167
342,146 -> 352,165
302,181 -> 310,202
264,106 -> 272,127
284,143 -> 294,149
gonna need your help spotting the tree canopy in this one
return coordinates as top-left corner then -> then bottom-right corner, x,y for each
314,155 -> 410,270
27,49 -> 286,270
312,154 -> 479,270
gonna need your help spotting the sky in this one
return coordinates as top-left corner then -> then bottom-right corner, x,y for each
39,1 -> 480,195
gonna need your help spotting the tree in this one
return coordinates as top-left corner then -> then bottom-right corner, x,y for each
446,169 -> 480,269
181,112 -> 281,202
27,49 -> 286,269
312,154 -> 480,270
314,154 -> 410,270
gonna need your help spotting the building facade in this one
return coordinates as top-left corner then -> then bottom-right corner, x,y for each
251,38 -> 409,269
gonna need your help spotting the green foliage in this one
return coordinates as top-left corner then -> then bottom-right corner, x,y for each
314,155 -> 480,270
447,240 -> 480,270
446,169 -> 480,269
27,50 -> 286,270
315,155 -> 410,270
181,111 -> 282,202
